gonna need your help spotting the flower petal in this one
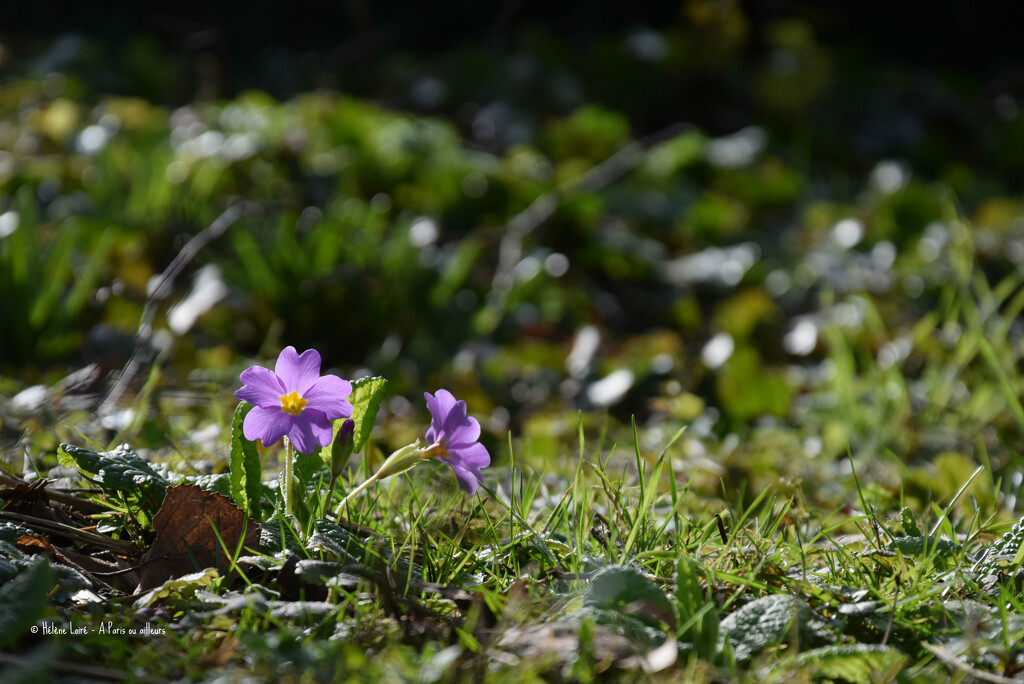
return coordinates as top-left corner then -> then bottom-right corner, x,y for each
449,441 -> 490,470
235,366 -> 286,407
287,409 -> 333,455
275,346 -> 323,394
441,399 -> 470,438
303,375 -> 353,420
447,415 -> 481,447
447,462 -> 481,495
425,390 -> 457,426
243,405 -> 292,446
426,424 -> 440,444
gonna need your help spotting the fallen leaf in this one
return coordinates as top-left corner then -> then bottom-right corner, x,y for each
1,482 -> 52,517
16,533 -> 54,555
137,484 -> 261,591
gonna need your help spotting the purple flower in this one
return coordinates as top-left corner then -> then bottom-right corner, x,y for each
424,389 -> 490,494
235,346 -> 352,455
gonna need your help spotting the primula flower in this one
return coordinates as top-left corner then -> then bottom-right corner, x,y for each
423,389 -> 490,494
235,346 -> 352,455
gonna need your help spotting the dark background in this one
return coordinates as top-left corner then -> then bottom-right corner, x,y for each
4,1 -> 1022,132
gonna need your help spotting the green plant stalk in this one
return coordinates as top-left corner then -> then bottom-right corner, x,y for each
333,442 -> 434,517
323,472 -> 340,517
283,438 -> 294,518
334,470 -> 383,517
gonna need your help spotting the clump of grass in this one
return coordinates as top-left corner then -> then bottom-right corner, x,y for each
3,406 -> 1022,682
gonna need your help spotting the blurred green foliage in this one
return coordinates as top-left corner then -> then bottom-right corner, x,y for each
1,8 -> 1024,520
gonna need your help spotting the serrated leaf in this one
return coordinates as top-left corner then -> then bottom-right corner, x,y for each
973,516 -> 1024,577
229,402 -> 263,521
180,473 -> 232,497
306,520 -> 363,563
792,644 -> 907,684
344,376 -> 388,455
259,517 -> 304,555
151,463 -> 234,498
0,559 -> 53,648
885,535 -> 959,561
58,443 -> 167,512
720,594 -> 827,661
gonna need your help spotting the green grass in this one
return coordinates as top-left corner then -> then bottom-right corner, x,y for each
2,66 -> 1024,682
2,396 -> 1023,682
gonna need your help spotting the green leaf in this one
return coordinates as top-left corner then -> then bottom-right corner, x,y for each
0,559 -> 18,581
229,402 -> 263,521
0,521 -> 32,543
0,560 -> 54,648
899,507 -> 922,536
133,568 -> 220,609
430,237 -> 482,308
675,556 -> 704,618
973,516 -> 1024,577
294,447 -> 326,490
584,565 -> 677,632
58,443 -> 168,512
575,606 -> 668,652
792,644 -> 907,684
179,473 -> 232,497
305,520 -> 363,563
675,556 -> 718,658
719,594 -> 828,661
576,564 -> 674,656
885,535 -> 960,563
345,376 -> 388,455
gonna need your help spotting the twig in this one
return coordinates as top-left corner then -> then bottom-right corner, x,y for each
0,511 -> 137,554
921,642 -> 1021,684
0,475 -> 109,514
90,565 -> 144,578
99,202 -> 248,415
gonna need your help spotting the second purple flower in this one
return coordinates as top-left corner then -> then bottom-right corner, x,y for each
424,389 -> 491,494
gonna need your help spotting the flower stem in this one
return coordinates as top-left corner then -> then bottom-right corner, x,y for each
323,472 -> 339,517
331,442 -> 438,519
283,437 -> 294,518
333,471 -> 381,518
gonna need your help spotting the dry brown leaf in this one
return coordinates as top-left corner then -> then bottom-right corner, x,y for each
16,533 -> 54,555
137,484 -> 261,591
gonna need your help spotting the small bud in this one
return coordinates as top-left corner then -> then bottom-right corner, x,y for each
375,442 -> 428,481
330,419 -> 356,477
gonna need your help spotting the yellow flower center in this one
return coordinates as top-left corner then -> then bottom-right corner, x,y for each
280,390 -> 307,416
